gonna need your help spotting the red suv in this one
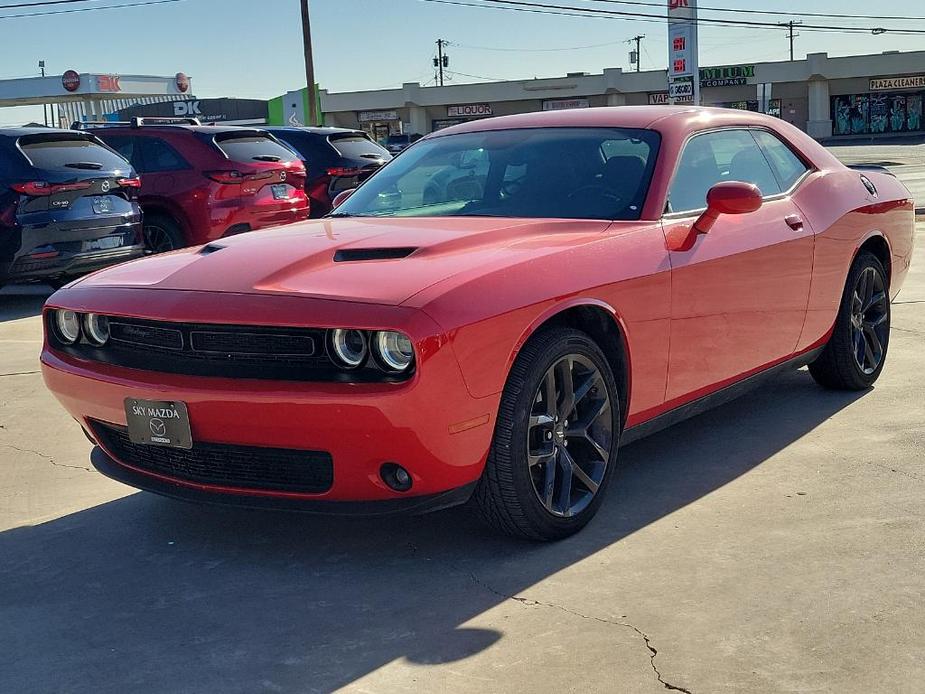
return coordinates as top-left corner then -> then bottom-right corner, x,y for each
82,119 -> 310,251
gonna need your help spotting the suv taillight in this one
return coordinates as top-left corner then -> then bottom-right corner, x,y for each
11,180 -> 93,196
117,177 -> 142,188
326,167 -> 361,177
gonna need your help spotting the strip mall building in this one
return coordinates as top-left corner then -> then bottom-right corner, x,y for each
274,50 -> 925,141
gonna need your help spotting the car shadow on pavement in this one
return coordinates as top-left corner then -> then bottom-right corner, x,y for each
0,284 -> 52,322
0,369 -> 866,694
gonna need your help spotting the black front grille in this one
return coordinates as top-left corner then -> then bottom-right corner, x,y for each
47,315 -> 413,383
92,421 -> 334,494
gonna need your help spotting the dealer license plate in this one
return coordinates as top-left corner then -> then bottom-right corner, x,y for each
271,184 -> 289,200
124,398 -> 193,449
82,235 -> 125,252
92,196 -> 114,214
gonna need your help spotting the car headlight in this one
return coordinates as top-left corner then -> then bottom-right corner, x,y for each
83,313 -> 110,346
374,331 -> 414,372
330,328 -> 368,369
54,310 -> 81,344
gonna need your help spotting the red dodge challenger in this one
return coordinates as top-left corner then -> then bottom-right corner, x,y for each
41,107 -> 915,540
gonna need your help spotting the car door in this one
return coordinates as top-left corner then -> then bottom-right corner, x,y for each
662,128 -> 813,402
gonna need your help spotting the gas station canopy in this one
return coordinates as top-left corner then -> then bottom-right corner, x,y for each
0,70 -> 193,125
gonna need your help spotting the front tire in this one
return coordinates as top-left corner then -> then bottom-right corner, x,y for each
472,328 -> 622,541
809,251 -> 890,390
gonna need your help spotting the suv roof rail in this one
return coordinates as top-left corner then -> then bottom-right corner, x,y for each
71,117 -> 202,130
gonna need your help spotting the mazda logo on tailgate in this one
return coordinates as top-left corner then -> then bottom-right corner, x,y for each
100,180 -> 111,193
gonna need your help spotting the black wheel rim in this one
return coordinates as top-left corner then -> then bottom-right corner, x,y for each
143,224 -> 176,254
850,266 -> 889,375
527,354 -> 613,518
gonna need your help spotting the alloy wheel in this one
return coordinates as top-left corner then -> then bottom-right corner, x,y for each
850,265 -> 889,375
526,354 -> 613,517
143,224 -> 176,254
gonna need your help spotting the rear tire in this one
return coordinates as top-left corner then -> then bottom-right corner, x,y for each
143,215 -> 185,253
809,251 -> 890,390
472,327 -> 622,541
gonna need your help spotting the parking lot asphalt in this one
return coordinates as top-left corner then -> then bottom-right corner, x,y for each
1,167 -> 924,693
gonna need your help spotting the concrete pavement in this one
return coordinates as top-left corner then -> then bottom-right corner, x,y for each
0,235 -> 923,691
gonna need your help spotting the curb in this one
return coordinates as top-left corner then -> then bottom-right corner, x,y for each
916,207 -> 925,220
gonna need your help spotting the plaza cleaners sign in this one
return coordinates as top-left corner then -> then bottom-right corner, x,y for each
870,75 -> 925,91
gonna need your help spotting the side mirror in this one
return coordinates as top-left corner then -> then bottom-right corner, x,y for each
693,181 -> 763,234
331,188 -> 356,209
666,181 -> 762,252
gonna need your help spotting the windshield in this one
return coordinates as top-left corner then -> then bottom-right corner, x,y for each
336,127 -> 660,220
387,135 -> 410,145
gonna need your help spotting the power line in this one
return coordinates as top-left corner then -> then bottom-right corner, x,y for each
416,0 -> 925,36
0,0 -> 185,19
556,0 -> 925,23
0,0 -> 114,7
450,37 -> 627,52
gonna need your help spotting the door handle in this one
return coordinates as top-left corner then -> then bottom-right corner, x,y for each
785,214 -> 804,231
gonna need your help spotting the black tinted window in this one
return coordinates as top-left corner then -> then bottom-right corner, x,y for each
18,135 -> 130,172
99,135 -> 139,168
139,137 -> 188,173
336,127 -> 660,221
669,129 -> 781,213
214,134 -> 299,163
751,130 -> 809,191
330,134 -> 389,160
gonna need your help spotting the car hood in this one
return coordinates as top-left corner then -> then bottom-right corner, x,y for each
75,216 -> 613,305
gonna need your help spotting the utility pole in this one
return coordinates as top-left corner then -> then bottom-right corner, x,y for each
779,20 -> 802,62
300,0 -> 318,126
434,39 -> 448,87
631,35 -> 645,72
39,60 -> 47,127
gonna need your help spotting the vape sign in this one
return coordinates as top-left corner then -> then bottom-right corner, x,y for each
668,0 -> 698,80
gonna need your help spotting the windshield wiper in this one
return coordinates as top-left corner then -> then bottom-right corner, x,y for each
64,162 -> 103,170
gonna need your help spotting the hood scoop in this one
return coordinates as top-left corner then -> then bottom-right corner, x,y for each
333,247 -> 418,262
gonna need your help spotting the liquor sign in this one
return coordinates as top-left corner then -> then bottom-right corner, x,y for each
668,0 -> 699,104
447,103 -> 493,118
542,98 -> 591,111
870,75 -> 925,91
358,110 -> 399,122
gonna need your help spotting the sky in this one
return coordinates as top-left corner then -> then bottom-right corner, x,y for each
2,0 -> 925,125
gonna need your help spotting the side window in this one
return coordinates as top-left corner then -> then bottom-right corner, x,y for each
139,137 -> 188,173
668,129 -> 781,213
100,136 -> 137,169
751,130 -> 809,191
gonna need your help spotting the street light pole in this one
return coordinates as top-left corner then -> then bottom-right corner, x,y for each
39,60 -> 47,127
300,0 -> 318,126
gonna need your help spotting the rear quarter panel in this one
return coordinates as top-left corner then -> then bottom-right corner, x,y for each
792,169 -> 914,351
407,221 -> 672,423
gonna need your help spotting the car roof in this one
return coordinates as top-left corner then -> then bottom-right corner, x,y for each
428,106 -> 785,137
83,124 -> 271,135
264,126 -> 365,136
0,127 -> 91,138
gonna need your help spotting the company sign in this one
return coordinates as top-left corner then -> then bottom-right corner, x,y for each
447,103 -> 493,118
62,70 -> 81,92
95,74 -> 122,92
542,98 -> 590,111
358,110 -> 399,122
870,75 -> 925,91
117,98 -> 268,125
700,64 -> 755,87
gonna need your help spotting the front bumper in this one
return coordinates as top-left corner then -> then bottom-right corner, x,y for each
89,445 -> 477,515
40,292 -> 498,508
